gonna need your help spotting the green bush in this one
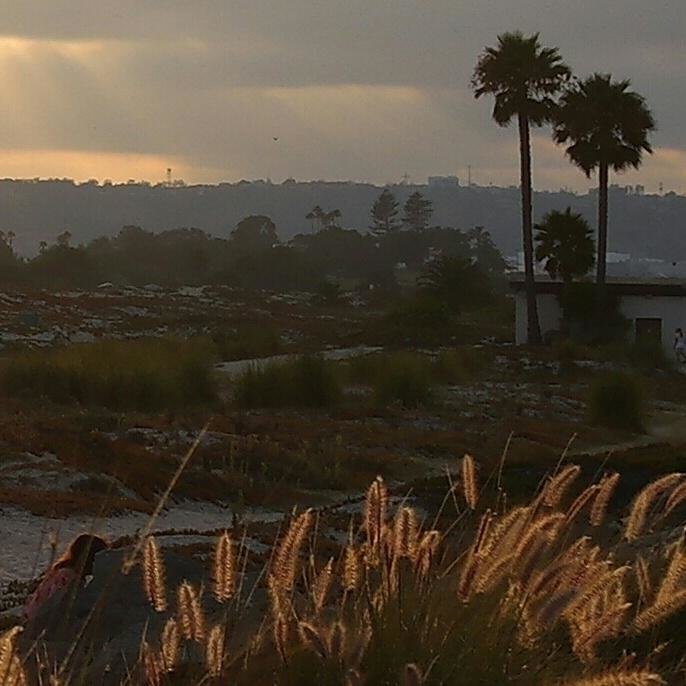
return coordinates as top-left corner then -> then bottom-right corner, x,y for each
212,323 -> 282,361
432,347 -> 489,384
373,353 -> 433,408
384,297 -> 454,345
588,372 -> 645,432
559,282 -> 629,344
0,338 -> 217,411
234,355 -> 341,409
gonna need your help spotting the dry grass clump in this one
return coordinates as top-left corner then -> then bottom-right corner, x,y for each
234,355 -> 341,409
7,458 -> 686,685
0,338 -> 218,411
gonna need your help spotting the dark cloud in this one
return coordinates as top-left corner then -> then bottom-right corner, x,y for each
0,1 -> 683,189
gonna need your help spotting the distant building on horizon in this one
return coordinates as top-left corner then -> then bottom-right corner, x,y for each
428,175 -> 460,188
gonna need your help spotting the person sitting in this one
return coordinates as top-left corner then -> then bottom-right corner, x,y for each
24,534 -> 109,624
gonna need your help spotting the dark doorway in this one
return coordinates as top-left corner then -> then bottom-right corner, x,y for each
635,317 -> 662,344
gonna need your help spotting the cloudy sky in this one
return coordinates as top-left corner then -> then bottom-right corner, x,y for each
0,1 -> 684,192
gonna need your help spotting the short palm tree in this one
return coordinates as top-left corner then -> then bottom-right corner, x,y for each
472,32 -> 570,344
417,255 -> 492,314
535,207 -> 595,283
553,74 -> 655,287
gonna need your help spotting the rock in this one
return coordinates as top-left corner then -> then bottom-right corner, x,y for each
21,546 -> 220,683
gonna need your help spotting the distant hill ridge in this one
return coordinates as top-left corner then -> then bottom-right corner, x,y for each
1,178 -> 683,260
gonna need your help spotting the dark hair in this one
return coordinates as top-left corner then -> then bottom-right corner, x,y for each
53,534 -> 108,578
677,328 -> 683,335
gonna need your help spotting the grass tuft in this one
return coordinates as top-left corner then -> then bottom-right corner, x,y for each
234,355 -> 341,409
588,372 -> 645,432
0,338 -> 217,411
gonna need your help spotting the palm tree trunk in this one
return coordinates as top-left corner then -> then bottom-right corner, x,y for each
596,161 -> 609,288
518,112 -> 542,344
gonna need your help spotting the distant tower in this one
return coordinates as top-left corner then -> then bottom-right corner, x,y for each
659,181 -> 664,194
400,173 -> 410,185
467,165 -> 472,186
166,168 -> 172,186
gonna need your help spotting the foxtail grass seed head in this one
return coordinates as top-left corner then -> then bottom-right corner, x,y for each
635,556 -> 653,605
206,624 -> 226,678
590,473 -> 620,527
656,541 -> 686,602
343,545 -> 362,592
661,479 -> 686,520
365,476 -> 389,551
0,627 -> 25,686
141,641 -> 162,686
313,557 -> 335,613
393,507 -> 419,560
269,508 -> 315,600
177,581 -> 206,643
161,617 -> 181,673
213,531 -> 236,603
143,536 -> 167,612
566,485 -> 600,525
462,454 -> 479,510
415,530 -> 440,579
633,590 -> 686,633
542,464 -> 581,509
625,473 -> 683,541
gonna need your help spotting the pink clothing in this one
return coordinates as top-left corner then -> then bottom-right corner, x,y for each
24,567 -> 78,622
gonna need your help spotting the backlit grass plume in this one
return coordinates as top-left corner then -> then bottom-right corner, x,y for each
213,531 -> 236,603
177,581 -> 206,643
461,453 -> 479,510
142,536 -> 167,613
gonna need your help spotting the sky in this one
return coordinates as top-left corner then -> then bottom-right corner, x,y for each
0,1 -> 684,193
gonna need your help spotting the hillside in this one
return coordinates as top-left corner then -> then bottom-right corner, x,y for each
2,178 -> 685,260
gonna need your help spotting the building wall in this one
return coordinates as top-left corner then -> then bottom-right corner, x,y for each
514,293 -> 562,344
514,291 -> 686,353
620,296 -> 684,352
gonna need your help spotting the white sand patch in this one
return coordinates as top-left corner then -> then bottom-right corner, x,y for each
0,502 -> 283,582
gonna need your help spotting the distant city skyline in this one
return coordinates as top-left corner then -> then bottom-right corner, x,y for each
0,2 -> 684,193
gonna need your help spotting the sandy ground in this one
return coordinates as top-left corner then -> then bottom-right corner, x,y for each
0,501 -> 283,582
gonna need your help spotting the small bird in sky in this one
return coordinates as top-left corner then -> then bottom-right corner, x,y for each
273,137 -> 279,142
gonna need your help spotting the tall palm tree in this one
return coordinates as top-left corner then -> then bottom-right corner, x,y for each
472,32 -> 570,344
553,74 -> 655,287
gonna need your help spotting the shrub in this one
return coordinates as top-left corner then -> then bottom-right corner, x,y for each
211,324 -> 282,361
234,355 -> 341,409
382,296 -> 455,345
588,372 -> 645,431
559,282 -> 629,344
417,255 -> 494,313
0,338 -> 217,411
373,353 -> 433,408
432,347 -> 489,384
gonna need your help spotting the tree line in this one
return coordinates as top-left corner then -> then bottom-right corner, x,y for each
472,31 -> 655,343
0,214 -> 506,296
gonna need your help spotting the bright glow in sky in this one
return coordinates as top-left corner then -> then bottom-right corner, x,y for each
0,1 -> 684,191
